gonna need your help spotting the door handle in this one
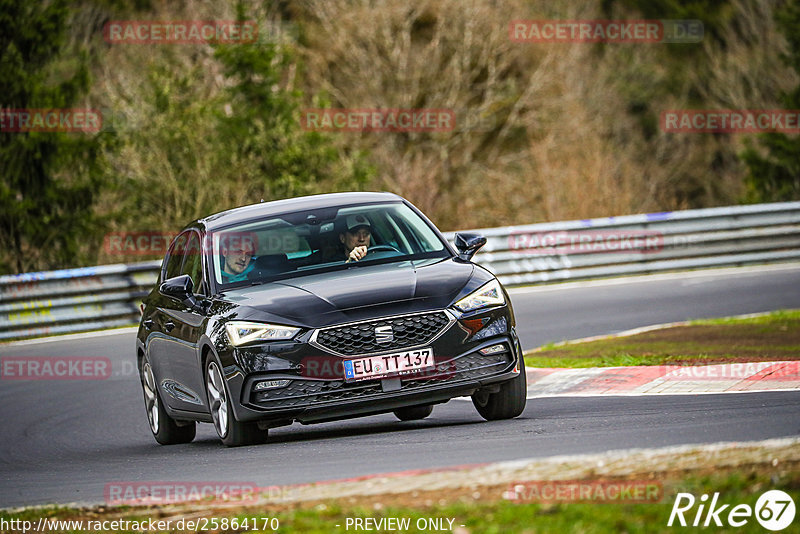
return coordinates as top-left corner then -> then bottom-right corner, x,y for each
164,321 -> 175,332
143,319 -> 154,330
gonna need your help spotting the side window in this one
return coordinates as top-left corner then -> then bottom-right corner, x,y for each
163,232 -> 189,281
179,232 -> 204,295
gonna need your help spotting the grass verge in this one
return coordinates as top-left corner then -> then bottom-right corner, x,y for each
525,309 -> 800,369
1,459 -> 796,533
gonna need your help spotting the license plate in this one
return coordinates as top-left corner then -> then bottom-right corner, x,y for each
343,348 -> 434,382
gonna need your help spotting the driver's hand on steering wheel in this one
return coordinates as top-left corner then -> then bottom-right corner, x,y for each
346,245 -> 368,262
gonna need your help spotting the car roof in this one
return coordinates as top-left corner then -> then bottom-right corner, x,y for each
198,192 -> 404,231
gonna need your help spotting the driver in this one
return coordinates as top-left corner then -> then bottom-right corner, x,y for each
340,214 -> 372,262
220,234 -> 256,282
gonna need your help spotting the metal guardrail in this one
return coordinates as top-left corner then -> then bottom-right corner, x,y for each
445,201 -> 800,286
1,202 -> 799,341
0,262 -> 161,341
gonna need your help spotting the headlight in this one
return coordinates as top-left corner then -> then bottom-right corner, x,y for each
225,321 -> 300,346
453,279 -> 506,312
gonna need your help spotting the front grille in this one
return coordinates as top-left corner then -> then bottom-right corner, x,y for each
251,348 -> 513,409
311,311 -> 451,356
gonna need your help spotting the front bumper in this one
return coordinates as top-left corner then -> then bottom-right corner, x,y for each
222,307 -> 522,424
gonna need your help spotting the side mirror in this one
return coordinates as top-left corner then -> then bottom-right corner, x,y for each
454,232 -> 487,262
159,275 -> 199,310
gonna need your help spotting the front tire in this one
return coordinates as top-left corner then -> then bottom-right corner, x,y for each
205,359 -> 268,447
393,404 -> 433,421
472,356 -> 527,420
140,356 -> 196,445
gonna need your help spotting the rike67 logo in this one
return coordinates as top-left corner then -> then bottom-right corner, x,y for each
668,490 -> 795,531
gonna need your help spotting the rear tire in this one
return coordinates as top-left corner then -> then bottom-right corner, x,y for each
393,404 -> 433,421
205,358 -> 268,447
140,355 -> 196,445
472,356 -> 527,420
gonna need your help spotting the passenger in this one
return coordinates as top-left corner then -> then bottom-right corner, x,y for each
340,214 -> 372,262
220,234 -> 256,283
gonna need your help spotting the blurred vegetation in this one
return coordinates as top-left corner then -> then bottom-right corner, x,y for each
98,1 -> 372,253
1,0 -> 798,273
741,0 -> 800,202
0,0 -> 106,273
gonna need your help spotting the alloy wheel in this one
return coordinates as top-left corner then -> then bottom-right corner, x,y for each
142,362 -> 160,433
206,361 -> 229,438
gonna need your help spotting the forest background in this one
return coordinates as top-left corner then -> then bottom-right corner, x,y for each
1,0 -> 798,274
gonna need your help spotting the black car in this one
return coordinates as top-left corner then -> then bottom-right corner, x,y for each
136,192 -> 526,446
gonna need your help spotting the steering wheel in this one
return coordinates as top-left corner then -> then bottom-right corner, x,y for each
365,244 -> 401,256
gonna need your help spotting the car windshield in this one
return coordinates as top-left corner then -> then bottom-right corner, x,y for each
210,202 -> 450,288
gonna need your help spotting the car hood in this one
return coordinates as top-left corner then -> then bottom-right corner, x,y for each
219,258 -> 477,327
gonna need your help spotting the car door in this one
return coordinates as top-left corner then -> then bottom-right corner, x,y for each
155,230 -> 208,413
143,231 -> 189,410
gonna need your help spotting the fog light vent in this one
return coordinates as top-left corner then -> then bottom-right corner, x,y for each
254,379 -> 291,391
479,344 -> 507,355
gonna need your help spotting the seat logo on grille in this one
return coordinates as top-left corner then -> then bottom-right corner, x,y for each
375,325 -> 394,344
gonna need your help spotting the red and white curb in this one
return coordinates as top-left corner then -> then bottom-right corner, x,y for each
525,361 -> 800,397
